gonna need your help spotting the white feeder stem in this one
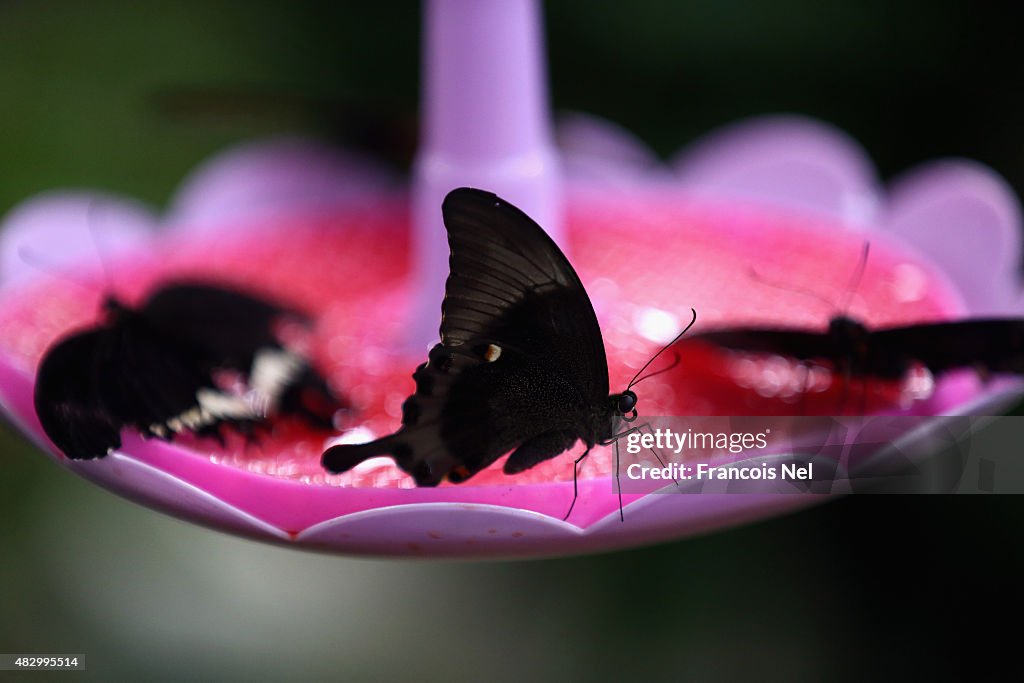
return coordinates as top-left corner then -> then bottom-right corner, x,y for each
410,0 -> 563,349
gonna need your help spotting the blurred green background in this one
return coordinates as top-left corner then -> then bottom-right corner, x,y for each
1,1 -> 1021,680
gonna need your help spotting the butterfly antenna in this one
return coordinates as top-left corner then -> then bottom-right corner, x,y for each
747,266 -> 834,311
839,241 -> 870,316
627,308 -> 698,390
629,351 -> 681,387
16,246 -> 98,294
85,198 -> 117,294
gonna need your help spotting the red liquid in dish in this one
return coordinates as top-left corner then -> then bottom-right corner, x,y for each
0,195 -> 962,488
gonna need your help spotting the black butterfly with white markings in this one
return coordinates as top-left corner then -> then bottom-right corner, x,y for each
322,188 -> 690,505
35,282 -> 345,459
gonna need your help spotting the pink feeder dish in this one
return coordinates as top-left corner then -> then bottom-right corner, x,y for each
0,0 -> 1021,558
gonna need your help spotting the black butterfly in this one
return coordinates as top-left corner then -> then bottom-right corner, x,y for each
35,282 -> 345,460
691,316 -> 1024,384
322,188 -> 691,507
691,239 -> 1024,401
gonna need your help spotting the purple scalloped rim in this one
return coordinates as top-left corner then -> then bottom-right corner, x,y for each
1,120 -> 1022,558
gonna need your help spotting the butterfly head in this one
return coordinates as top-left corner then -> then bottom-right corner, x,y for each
101,296 -> 129,320
828,315 -> 870,343
612,389 -> 639,422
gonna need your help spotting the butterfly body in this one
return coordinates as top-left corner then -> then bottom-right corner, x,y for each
35,282 -> 344,460
322,188 -> 636,486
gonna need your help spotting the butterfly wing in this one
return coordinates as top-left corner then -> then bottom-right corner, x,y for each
34,329 -> 123,459
34,283 -> 343,460
695,318 -> 1024,383
436,188 -> 608,399
35,315 -> 262,460
323,187 -> 609,485
140,282 -> 299,366
94,316 -> 256,441
140,282 -> 344,427
691,327 -> 844,362
868,319 -> 1024,377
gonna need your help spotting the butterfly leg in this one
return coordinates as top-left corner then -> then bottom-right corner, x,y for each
237,420 -> 264,449
206,423 -> 228,449
503,430 -> 580,475
562,446 -> 593,522
834,364 -> 853,415
797,361 -> 810,416
858,374 -> 868,416
634,422 -> 679,487
600,421 -> 678,521
277,366 -> 347,429
502,431 -> 590,521
838,366 -> 871,416
600,422 -> 677,486
614,438 -> 623,521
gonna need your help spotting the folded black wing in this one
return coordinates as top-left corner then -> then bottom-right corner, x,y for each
439,188 -> 608,399
869,319 -> 1024,376
140,282 -> 301,368
142,282 -> 343,427
691,327 -> 842,362
34,329 -> 122,459
323,188 -> 609,485
35,283 -> 343,460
